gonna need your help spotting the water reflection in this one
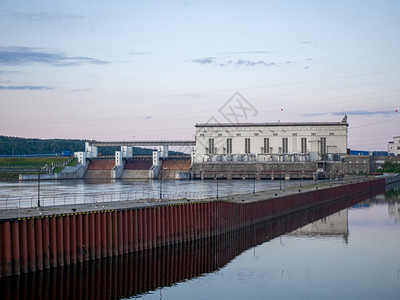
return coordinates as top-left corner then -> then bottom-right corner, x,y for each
0,188 -> 380,300
289,209 -> 349,243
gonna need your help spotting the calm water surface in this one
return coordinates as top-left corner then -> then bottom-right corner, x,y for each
140,182 -> 400,300
1,181 -> 399,300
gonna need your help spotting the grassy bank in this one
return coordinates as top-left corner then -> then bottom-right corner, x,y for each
0,157 -> 75,180
0,157 -> 70,167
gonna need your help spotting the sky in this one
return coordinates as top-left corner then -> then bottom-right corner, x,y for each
0,0 -> 399,151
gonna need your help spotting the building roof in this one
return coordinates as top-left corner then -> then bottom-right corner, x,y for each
195,121 -> 348,128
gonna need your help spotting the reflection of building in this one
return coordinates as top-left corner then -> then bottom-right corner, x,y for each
194,118 -> 348,163
289,209 -> 349,242
388,136 -> 400,156
389,203 -> 400,223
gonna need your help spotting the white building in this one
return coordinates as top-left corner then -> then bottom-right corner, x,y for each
388,136 -> 400,156
194,117 -> 348,163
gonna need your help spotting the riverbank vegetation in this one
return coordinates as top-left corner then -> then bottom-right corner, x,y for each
377,161 -> 400,174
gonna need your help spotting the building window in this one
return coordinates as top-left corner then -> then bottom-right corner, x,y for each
301,138 -> 307,153
218,133 -> 222,137
329,132 -> 334,136
311,133 -> 316,136
236,133 -> 241,136
245,138 -> 251,154
200,133 -> 204,137
208,139 -> 214,154
292,133 -> 297,136
254,133 -> 259,136
282,138 -> 288,154
273,133 -> 278,136
226,138 -> 232,154
320,137 -> 326,153
264,138 -> 269,154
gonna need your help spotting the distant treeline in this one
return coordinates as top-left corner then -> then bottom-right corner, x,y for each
0,136 -> 155,156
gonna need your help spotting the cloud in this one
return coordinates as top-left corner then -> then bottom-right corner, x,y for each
303,110 -> 397,117
70,88 -> 92,92
0,9 -> 83,21
191,57 -> 275,67
0,85 -> 53,90
129,52 -> 152,55
222,51 -> 273,54
229,59 -> 275,67
192,57 -> 217,65
0,46 -> 108,66
331,110 -> 397,116
144,116 -> 152,120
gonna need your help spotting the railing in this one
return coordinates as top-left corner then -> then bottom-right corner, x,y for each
0,176 -> 371,211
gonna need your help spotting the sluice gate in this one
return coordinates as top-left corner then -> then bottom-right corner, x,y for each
0,179 -> 385,277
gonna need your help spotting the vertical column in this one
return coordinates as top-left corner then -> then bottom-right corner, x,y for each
133,209 -> 138,252
70,214 -> 77,264
123,210 -> 129,254
127,210 -> 133,253
168,206 -> 174,245
118,211 -> 124,255
49,217 -> 57,268
107,211 -> 113,257
2,221 -> 13,276
56,216 -> 64,267
161,206 -> 166,247
142,208 -> 148,250
181,205 -> 187,243
89,213 -> 96,260
137,209 -> 143,251
101,212 -> 107,258
146,208 -> 152,249
42,217 -> 50,269
10,221 -> 21,276
112,211 -> 118,256
19,219 -> 28,274
156,207 -> 162,247
27,219 -> 36,272
95,213 -> 101,259
83,213 -> 90,262
63,215 -> 70,266
76,214 -> 83,263
152,208 -> 157,249
34,218 -> 43,271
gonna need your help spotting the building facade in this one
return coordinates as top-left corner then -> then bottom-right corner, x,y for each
388,136 -> 400,156
194,118 -> 348,164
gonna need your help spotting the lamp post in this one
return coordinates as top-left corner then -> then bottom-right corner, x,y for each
37,168 -> 41,208
216,177 -> 219,199
159,168 -> 163,199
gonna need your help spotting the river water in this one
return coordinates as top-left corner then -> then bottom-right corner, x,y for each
0,178 -> 306,208
1,180 -> 399,299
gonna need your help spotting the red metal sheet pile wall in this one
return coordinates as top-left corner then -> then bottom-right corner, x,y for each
0,178 -> 385,277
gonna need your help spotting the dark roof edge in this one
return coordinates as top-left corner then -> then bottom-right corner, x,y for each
195,122 -> 348,127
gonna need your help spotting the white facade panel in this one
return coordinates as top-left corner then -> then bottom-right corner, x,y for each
388,136 -> 400,156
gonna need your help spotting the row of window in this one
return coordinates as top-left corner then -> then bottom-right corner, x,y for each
200,132 -> 336,137
207,137 -> 327,154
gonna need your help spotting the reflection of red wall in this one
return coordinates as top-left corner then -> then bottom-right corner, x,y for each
0,178 -> 385,278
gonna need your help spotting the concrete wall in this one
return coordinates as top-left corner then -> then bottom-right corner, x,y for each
121,170 -> 151,179
191,162 -> 318,179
